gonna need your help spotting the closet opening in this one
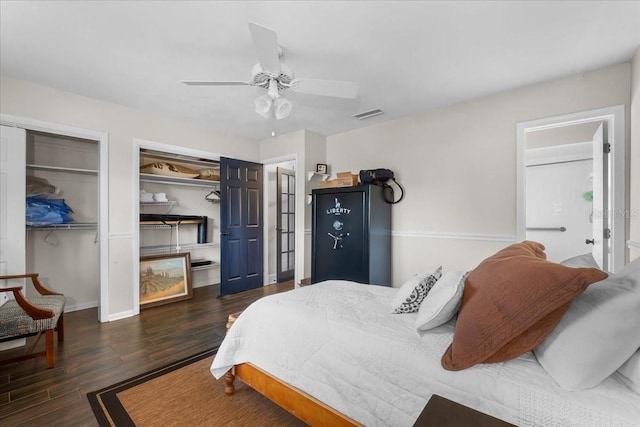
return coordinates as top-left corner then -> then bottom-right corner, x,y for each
26,130 -> 101,312
135,143 -> 222,311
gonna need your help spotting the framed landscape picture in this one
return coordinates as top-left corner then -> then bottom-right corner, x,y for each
139,252 -> 193,309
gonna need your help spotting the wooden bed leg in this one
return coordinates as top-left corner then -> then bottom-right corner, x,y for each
224,368 -> 235,395
224,311 -> 242,396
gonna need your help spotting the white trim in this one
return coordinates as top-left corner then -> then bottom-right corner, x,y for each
392,230 -> 516,242
108,310 -> 137,322
628,240 -> 640,250
525,141 -> 593,166
135,138 -> 222,162
108,233 -> 134,239
304,228 -> 515,243
517,105 -> 626,273
0,114 -> 107,140
0,113 -> 110,322
65,300 -> 98,312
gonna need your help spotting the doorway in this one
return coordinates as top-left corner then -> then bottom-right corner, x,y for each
0,115 -> 109,321
263,158 -> 297,285
219,156 -> 264,295
276,167 -> 295,282
517,105 -> 626,272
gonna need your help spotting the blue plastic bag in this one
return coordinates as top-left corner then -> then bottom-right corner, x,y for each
26,197 -> 74,226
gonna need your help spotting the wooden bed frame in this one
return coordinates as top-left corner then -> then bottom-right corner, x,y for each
224,311 -> 363,427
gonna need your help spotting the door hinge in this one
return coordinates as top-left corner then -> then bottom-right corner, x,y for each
603,228 -> 611,239
603,143 -> 611,154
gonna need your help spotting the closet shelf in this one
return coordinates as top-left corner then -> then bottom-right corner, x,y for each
27,164 -> 98,175
191,263 -> 220,272
140,201 -> 178,206
140,218 -> 204,226
140,149 -> 220,170
140,242 -> 219,255
140,224 -> 172,230
27,222 -> 97,230
140,173 -> 220,188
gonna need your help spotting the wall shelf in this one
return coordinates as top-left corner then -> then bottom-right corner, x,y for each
140,200 -> 178,214
140,242 -> 219,255
27,164 -> 98,175
27,222 -> 97,230
140,173 -> 220,188
191,263 -> 219,272
140,201 -> 178,206
140,149 -> 220,170
306,171 -> 331,181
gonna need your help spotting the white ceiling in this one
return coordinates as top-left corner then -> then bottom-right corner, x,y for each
1,1 -> 639,142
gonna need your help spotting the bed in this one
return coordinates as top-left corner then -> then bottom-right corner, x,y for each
210,243 -> 640,426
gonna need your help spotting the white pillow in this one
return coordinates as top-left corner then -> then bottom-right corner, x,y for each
390,265 -> 442,314
616,348 -> 640,393
415,271 -> 466,334
560,253 -> 602,269
534,257 -> 640,390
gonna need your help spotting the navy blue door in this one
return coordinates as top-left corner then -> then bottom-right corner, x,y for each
220,157 -> 263,295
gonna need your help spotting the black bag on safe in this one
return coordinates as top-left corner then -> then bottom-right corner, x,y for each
359,169 -> 404,204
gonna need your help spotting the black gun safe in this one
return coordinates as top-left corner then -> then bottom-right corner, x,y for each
311,184 -> 391,286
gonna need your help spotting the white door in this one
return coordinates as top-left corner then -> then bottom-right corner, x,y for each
0,125 -> 26,283
0,125 -> 26,349
591,123 -> 607,270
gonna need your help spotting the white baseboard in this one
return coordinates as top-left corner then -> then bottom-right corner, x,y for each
65,300 -> 98,313
108,309 -> 138,322
0,338 -> 26,351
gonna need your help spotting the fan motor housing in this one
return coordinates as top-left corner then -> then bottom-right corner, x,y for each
251,63 -> 294,90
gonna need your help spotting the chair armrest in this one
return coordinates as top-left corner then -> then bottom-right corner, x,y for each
0,286 -> 54,320
0,273 -> 61,296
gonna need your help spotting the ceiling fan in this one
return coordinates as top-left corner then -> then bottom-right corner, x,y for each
182,22 -> 360,120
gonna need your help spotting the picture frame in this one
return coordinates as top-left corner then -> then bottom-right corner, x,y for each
139,252 -> 193,309
316,163 -> 328,174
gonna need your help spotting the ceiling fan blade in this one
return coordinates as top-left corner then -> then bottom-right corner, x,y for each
182,80 -> 252,86
290,78 -> 359,99
248,21 -> 281,76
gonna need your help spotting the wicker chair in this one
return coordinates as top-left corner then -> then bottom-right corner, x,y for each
0,273 -> 65,368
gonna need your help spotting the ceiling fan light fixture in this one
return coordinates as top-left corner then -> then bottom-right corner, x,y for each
255,94 -> 273,118
274,97 -> 293,120
267,79 -> 280,99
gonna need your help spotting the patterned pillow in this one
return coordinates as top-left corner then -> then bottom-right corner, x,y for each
391,266 -> 442,314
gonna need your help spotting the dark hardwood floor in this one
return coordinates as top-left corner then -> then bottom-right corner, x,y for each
0,282 -> 295,426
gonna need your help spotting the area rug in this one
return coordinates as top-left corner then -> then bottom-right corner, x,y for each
87,348 -> 306,426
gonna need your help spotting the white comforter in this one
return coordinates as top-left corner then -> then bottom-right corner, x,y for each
210,281 -> 640,427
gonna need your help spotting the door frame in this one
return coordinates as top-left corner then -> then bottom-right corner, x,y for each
133,138 -> 222,314
261,154 -> 301,286
516,105 -> 626,272
219,156 -> 264,295
276,166 -> 296,283
0,113 -> 110,321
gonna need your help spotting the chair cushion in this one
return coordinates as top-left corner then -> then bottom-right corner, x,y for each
0,295 -> 65,339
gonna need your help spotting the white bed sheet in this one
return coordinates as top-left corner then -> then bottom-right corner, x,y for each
211,281 -> 640,427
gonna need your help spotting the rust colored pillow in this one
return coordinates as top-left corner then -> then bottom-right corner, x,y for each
441,241 -> 607,371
